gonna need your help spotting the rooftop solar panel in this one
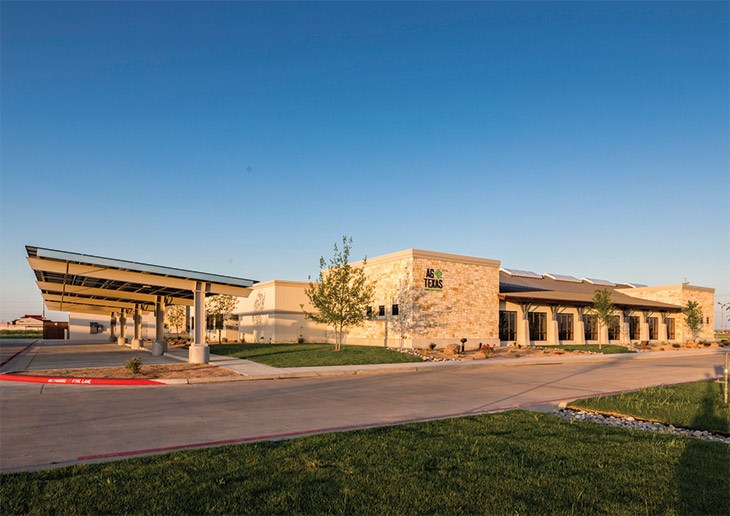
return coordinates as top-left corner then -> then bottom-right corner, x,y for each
625,283 -> 648,288
583,278 -> 616,286
500,268 -> 543,279
544,273 -> 581,283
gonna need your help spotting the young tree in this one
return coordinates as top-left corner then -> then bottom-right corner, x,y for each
206,294 -> 238,343
590,288 -> 615,350
303,236 -> 374,351
682,300 -> 703,342
165,304 -> 186,336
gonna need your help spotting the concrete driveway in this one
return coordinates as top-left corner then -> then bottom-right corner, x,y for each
1,350 -> 726,472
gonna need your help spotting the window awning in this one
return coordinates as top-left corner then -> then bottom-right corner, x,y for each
27,246 -> 257,316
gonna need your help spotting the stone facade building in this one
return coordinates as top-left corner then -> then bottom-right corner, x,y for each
235,248 -> 715,349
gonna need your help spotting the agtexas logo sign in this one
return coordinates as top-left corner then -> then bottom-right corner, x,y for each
424,268 -> 443,290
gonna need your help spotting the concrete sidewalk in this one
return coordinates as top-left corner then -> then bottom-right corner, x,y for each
3,338 -> 726,383
162,346 -> 728,381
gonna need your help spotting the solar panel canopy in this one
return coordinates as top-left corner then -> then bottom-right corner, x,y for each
27,246 -> 257,316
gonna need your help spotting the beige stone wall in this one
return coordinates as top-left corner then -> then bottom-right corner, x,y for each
346,250 -> 501,349
616,284 -> 715,341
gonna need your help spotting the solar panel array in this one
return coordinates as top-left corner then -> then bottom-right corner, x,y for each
625,283 -> 648,288
583,278 -> 616,286
500,268 -> 543,279
544,273 -> 581,283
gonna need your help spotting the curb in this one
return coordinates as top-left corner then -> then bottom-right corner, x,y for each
0,373 -> 165,386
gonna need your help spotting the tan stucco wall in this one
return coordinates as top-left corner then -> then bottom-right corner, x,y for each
235,280 -> 328,343
615,284 -> 715,341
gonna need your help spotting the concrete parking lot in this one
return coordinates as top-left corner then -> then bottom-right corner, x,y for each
1,348 -> 726,472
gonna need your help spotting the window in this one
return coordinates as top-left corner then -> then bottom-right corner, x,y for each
648,317 -> 658,340
391,304 -> 399,316
366,306 -> 373,317
378,305 -> 385,317
608,315 -> 620,341
557,313 -> 573,341
499,311 -> 516,341
666,318 -> 676,340
706,317 -> 710,324
629,316 -> 640,340
528,312 -> 547,341
583,314 -> 598,341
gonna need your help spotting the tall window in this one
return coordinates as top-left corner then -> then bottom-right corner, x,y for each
499,311 -> 516,341
647,317 -> 658,340
529,312 -> 547,341
391,304 -> 399,316
608,315 -> 620,341
629,316 -> 640,340
557,313 -> 573,341
666,318 -> 676,340
583,314 -> 598,341
378,305 -> 385,317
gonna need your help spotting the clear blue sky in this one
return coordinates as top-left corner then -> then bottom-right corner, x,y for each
1,1 -> 728,325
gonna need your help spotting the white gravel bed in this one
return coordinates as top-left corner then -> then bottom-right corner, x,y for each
554,408 -> 729,444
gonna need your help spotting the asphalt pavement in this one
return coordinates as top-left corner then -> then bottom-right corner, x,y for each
1,349 -> 726,472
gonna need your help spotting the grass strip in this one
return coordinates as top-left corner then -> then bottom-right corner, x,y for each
209,343 -> 423,367
568,380 -> 729,434
1,411 -> 728,515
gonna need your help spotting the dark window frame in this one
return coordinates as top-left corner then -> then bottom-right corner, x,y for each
647,317 -> 658,340
666,318 -> 676,340
391,304 -> 399,316
583,314 -> 598,341
629,316 -> 640,340
378,305 -> 385,317
529,312 -> 547,341
499,310 -> 517,341
557,313 -> 573,341
608,315 -> 620,341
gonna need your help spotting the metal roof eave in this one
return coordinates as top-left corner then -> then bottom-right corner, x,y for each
27,246 -> 258,288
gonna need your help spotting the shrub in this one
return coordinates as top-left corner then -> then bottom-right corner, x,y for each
297,336 -> 305,344
125,356 -> 142,375
429,342 -> 436,350
672,343 -> 681,348
481,343 -> 494,357
222,338 -> 228,343
444,343 -> 460,355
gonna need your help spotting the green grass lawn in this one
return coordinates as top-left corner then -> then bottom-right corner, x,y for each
209,343 -> 423,367
540,344 -> 634,354
568,380 -> 730,434
0,331 -> 41,339
2,411 -> 727,515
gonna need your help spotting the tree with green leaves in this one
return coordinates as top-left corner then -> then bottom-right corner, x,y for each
165,304 -> 186,336
590,288 -> 615,350
682,300 -> 703,342
206,294 -> 238,343
303,236 -> 374,351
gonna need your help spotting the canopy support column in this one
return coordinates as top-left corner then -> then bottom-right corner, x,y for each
574,308 -> 586,345
131,304 -> 142,349
152,296 -> 167,356
109,312 -> 117,343
117,309 -> 128,345
189,281 -> 210,364
516,303 -> 530,347
547,306 -> 559,345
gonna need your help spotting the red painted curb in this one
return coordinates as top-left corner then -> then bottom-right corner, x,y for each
0,373 -> 164,386
0,342 -> 36,368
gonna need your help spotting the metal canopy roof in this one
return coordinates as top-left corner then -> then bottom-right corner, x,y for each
27,246 -> 257,316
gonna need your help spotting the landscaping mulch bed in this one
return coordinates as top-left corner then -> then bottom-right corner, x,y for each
16,363 -> 239,380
